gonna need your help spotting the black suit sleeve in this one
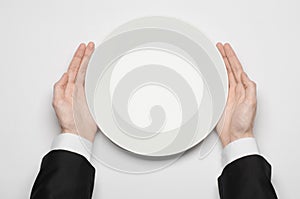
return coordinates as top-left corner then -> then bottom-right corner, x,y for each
30,150 -> 95,199
218,155 -> 278,199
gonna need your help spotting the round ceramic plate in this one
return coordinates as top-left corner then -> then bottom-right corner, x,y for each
85,17 -> 228,156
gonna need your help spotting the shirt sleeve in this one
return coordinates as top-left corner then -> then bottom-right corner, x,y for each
222,137 -> 260,167
51,133 -> 93,162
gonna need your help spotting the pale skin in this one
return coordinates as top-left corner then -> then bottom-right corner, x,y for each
52,42 -> 257,147
52,42 -> 97,142
216,43 -> 257,147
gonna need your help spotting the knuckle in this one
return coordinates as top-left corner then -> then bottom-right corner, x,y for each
68,68 -> 75,75
74,54 -> 82,59
52,98 -> 64,107
229,82 -> 236,89
237,83 -> 243,88
52,100 -> 57,107
250,81 -> 257,88
53,82 -> 59,89
235,83 -> 244,92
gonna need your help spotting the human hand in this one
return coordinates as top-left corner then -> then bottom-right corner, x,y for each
216,43 -> 257,147
52,42 -> 97,142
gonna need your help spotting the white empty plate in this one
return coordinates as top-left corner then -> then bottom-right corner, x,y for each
85,17 -> 228,156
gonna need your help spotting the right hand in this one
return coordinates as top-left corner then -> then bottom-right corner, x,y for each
216,43 -> 257,147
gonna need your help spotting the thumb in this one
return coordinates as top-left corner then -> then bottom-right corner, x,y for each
241,72 -> 257,102
53,73 -> 68,100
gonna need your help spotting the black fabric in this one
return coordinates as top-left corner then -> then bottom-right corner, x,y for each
218,155 -> 278,199
30,150 -> 95,199
31,151 -> 278,199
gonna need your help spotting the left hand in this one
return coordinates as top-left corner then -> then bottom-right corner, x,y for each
52,42 -> 98,142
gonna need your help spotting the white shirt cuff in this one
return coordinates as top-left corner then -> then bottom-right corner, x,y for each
51,133 -> 93,162
222,137 -> 260,167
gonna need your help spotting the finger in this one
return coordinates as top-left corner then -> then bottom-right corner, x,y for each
241,72 -> 257,103
67,43 -> 86,83
224,43 -> 244,83
53,73 -> 68,101
235,83 -> 246,101
75,42 -> 95,85
216,42 -> 236,88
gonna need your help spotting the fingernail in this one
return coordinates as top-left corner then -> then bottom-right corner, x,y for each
80,43 -> 86,48
88,42 -> 95,49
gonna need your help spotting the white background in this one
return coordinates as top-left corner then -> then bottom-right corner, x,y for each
1,0 -> 300,198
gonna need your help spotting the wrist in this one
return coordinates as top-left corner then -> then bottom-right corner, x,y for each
230,131 -> 254,142
61,130 -> 96,143
222,131 -> 254,147
61,128 -> 76,135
